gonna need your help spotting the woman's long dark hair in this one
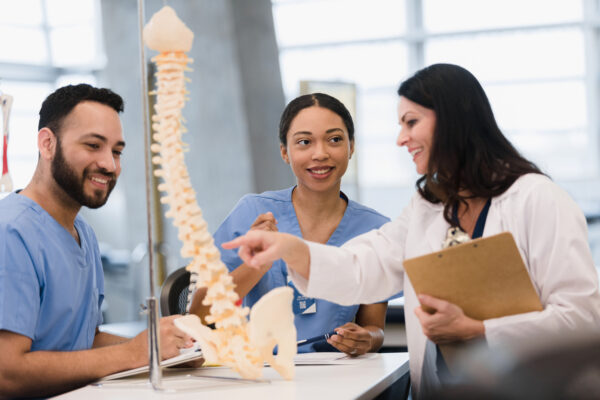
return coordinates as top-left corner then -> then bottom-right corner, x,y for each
397,63 -> 543,224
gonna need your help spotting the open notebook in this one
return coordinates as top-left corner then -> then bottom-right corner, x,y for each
99,346 -> 203,381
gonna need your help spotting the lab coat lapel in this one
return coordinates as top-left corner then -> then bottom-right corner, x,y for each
480,200 -> 502,237
424,209 -> 449,253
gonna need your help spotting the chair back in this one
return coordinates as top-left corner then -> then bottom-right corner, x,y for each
160,267 -> 191,316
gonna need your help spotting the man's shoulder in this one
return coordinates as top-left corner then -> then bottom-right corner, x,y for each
0,195 -> 44,275
0,193 -> 42,231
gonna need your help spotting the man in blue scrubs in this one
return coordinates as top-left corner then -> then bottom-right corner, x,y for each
0,84 -> 193,398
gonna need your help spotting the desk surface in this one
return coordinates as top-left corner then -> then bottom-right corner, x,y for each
53,353 -> 409,400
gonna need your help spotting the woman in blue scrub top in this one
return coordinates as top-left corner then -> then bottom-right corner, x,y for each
191,93 -> 390,355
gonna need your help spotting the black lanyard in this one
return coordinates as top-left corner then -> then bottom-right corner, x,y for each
451,198 -> 492,239
436,198 -> 492,381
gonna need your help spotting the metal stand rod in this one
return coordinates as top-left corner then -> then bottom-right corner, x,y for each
137,0 -> 162,390
146,297 -> 162,389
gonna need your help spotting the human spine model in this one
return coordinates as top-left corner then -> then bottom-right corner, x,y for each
143,6 -> 296,380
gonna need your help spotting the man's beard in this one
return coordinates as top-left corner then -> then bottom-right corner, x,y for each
51,140 -> 116,209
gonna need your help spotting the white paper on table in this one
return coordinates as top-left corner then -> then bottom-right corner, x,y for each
99,348 -> 204,381
292,352 -> 377,365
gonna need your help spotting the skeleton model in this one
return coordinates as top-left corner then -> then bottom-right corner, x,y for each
0,93 -> 13,192
143,6 -> 296,380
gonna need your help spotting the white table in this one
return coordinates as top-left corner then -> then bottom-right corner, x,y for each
53,353 -> 409,400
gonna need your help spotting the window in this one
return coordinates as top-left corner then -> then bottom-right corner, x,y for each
272,0 -> 600,219
425,28 -> 590,179
0,0 -> 103,193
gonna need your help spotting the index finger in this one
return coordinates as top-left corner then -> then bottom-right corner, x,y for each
335,327 -> 369,341
221,235 -> 248,250
334,322 -> 357,334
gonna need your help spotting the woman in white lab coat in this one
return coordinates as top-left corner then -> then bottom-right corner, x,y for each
222,64 -> 600,398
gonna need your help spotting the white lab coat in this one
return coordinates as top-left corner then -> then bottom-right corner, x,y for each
289,173 -> 600,396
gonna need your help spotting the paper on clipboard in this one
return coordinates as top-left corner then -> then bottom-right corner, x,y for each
403,232 -> 542,321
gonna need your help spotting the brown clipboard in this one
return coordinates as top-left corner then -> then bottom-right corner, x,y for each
403,232 -> 543,370
404,232 -> 542,320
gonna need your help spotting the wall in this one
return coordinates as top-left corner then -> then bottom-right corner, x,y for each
85,0 -> 292,321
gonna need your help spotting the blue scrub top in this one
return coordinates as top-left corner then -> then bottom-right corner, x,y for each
0,192 -> 104,351
214,187 -> 390,352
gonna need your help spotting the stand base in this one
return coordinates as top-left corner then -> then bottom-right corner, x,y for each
91,370 -> 270,393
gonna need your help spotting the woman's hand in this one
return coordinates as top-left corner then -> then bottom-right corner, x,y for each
327,323 -> 374,357
250,212 -> 278,233
223,230 -> 287,268
222,231 -> 311,278
224,213 -> 283,302
248,212 -> 278,271
414,294 -> 485,344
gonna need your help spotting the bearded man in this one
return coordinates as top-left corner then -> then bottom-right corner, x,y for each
0,84 -> 193,398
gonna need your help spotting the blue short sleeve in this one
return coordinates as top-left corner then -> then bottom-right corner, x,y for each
86,228 -> 105,328
0,194 -> 105,351
0,226 -> 41,339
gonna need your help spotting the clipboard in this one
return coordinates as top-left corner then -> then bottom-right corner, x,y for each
404,232 -> 543,371
403,232 -> 542,321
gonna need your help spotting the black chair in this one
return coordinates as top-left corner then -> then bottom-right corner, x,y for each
160,267 -> 191,316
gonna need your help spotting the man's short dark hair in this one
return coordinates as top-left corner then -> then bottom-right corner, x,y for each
38,84 -> 124,135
